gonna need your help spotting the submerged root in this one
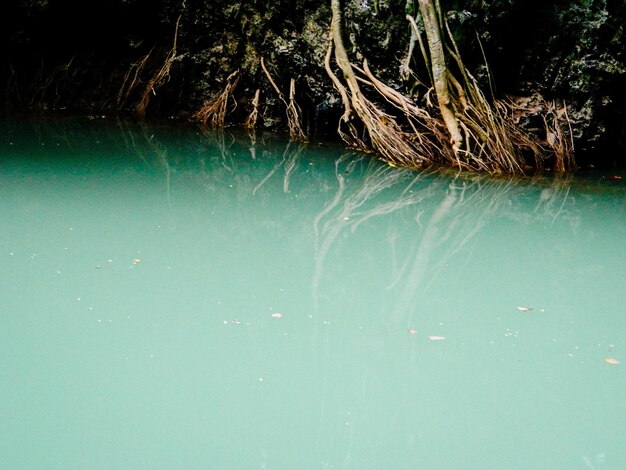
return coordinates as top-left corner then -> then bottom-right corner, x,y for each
193,70 -> 240,128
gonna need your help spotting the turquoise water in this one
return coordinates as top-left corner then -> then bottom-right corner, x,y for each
1,116 -> 625,469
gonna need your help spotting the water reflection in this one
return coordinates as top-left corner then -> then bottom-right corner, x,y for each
1,117 -> 591,320
309,156 -> 583,328
1,117 -> 626,469
252,140 -> 306,196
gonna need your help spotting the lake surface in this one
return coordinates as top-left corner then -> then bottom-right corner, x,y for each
1,115 -> 625,469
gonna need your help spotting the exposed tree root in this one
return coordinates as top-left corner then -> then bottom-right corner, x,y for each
260,57 -> 308,141
543,101 -> 576,172
30,56 -> 75,108
117,50 -> 152,110
326,0 -> 575,173
327,0 -> 436,168
244,88 -> 261,130
136,15 -> 181,117
286,78 -> 308,142
193,69 -> 240,128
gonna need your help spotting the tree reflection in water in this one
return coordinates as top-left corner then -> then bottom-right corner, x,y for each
312,158 -> 578,326
3,115 -> 581,332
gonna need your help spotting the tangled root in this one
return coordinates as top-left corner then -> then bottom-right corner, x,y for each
326,0 -> 575,173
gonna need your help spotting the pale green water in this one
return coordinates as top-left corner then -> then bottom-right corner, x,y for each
1,116 -> 625,469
